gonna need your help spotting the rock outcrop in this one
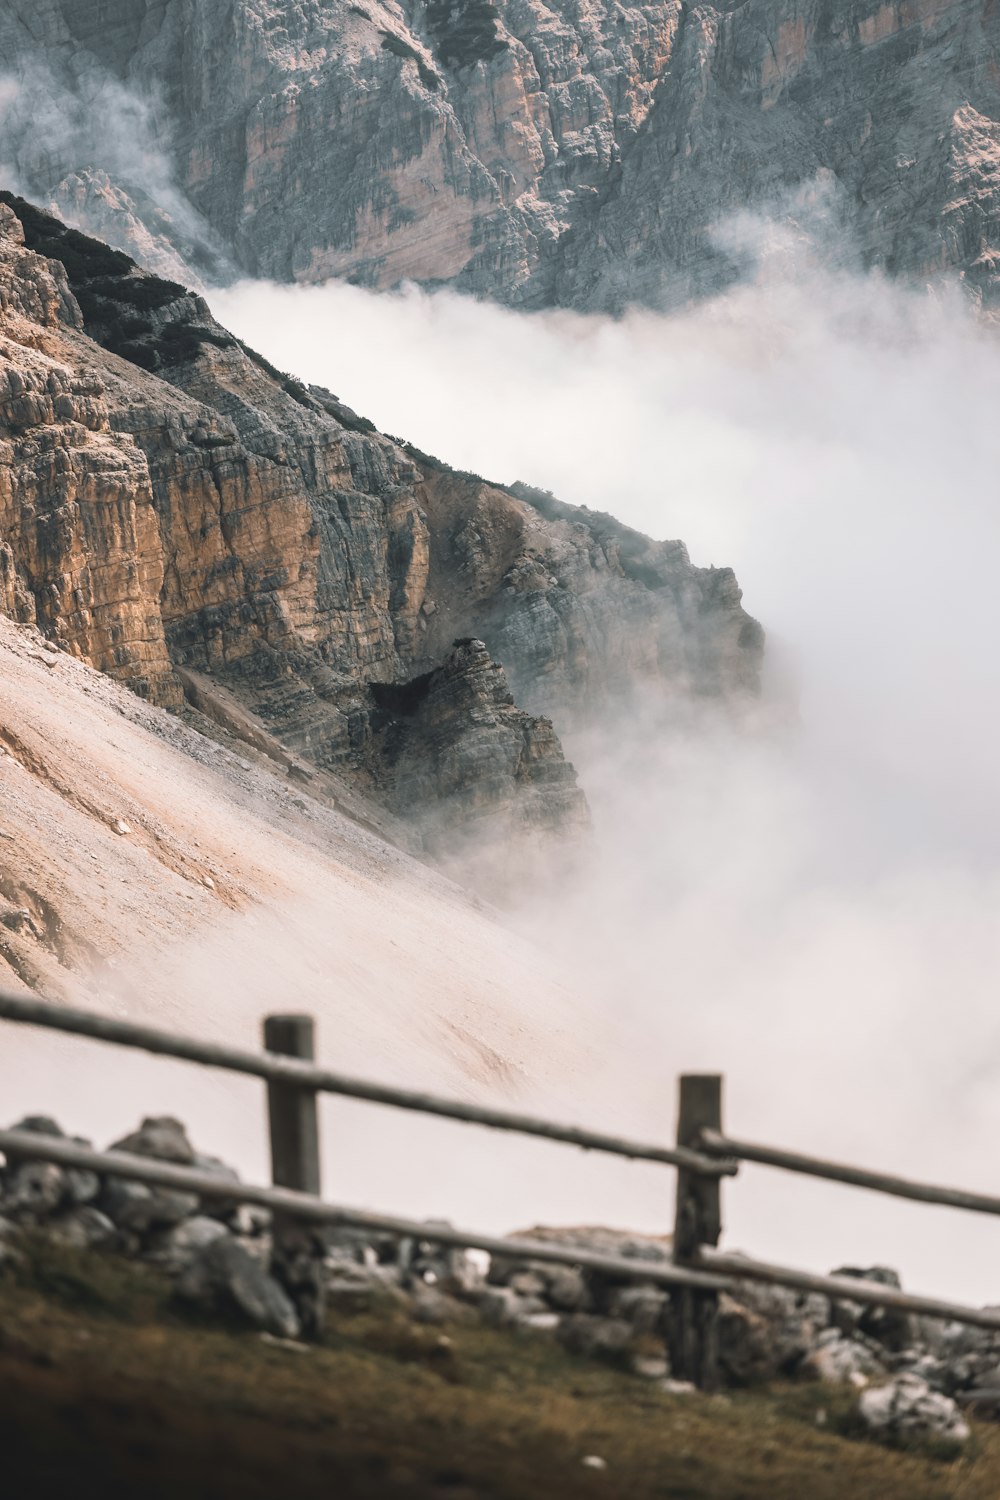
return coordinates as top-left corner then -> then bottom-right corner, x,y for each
0,193 -> 759,875
0,202 -> 179,705
369,639 -> 589,881
0,0 -> 997,311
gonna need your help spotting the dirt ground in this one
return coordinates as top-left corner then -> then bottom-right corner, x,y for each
2,1237 -> 998,1500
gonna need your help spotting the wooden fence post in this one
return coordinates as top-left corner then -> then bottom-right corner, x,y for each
263,1013 -> 323,1338
263,1014 -> 321,1195
671,1074 -> 723,1391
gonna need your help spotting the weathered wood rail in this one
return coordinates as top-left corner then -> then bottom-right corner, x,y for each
0,1128 -> 728,1292
3,989 -> 1000,1388
0,993 -> 729,1174
698,1129 -> 1000,1216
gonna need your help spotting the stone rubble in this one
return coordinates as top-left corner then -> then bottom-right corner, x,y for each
1,1112 -> 994,1449
858,1373 -> 971,1448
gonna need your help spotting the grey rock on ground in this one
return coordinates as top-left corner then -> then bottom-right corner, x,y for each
147,1215 -> 229,1273
99,1177 -> 199,1234
800,1328 -> 886,1388
858,1373 -> 971,1448
831,1266 -> 914,1352
559,1314 -> 635,1361
177,1234 -> 300,1340
110,1116 -> 196,1165
410,1283 -> 479,1327
3,1160 -> 66,1218
47,1205 -> 116,1251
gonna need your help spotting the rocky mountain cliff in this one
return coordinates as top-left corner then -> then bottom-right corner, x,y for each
0,0 -> 997,312
0,193 -> 760,880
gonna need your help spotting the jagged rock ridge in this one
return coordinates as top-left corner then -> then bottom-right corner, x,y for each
0,0 -> 997,311
0,194 -> 760,875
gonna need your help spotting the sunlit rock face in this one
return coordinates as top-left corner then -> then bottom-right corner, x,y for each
0,0 -> 997,311
0,203 -> 180,706
0,196 -> 761,866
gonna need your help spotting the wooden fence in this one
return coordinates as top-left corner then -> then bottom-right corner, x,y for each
2,989 -> 1000,1391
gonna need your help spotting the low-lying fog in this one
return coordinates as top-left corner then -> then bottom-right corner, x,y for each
207,232 -> 1000,1303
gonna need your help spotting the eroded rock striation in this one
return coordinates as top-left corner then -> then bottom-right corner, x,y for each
0,194 -> 759,871
0,0 -> 997,311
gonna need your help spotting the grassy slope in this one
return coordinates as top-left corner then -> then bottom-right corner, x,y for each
1,1237 -> 997,1500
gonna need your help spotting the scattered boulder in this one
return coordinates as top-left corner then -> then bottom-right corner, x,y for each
47,1206 -> 116,1251
717,1292 -> 783,1385
559,1314 -> 635,1361
1,1116 -> 74,1218
110,1116 -> 196,1165
800,1329 -> 886,1387
99,1176 -> 198,1232
488,1255 -> 590,1311
147,1214 -> 229,1272
190,1154 -> 244,1225
325,1257 -> 406,1313
176,1234 -> 300,1339
544,1265 -> 591,1312
64,1161 -> 101,1207
475,1284 -> 546,1328
402,1235 -> 483,1296
608,1285 -> 668,1336
960,1364 -> 1000,1420
410,1283 -> 478,1326
858,1374 -> 970,1448
3,1160 -> 66,1218
831,1267 -> 913,1353
508,1269 -> 547,1299
7,1115 -> 63,1138
720,1279 -> 829,1376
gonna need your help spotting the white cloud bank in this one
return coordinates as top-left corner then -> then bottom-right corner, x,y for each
210,249 -> 1000,1303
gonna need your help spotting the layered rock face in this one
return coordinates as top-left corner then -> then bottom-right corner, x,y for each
370,638 -> 589,881
0,195 -> 759,870
0,203 -> 178,704
0,0 -> 997,311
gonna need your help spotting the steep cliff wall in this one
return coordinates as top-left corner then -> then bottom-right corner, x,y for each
0,196 -> 760,869
0,0 -> 997,311
0,202 -> 179,705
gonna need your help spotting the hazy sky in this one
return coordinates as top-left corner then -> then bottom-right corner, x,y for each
211,253 -> 1000,1303
4,40 -> 1000,1298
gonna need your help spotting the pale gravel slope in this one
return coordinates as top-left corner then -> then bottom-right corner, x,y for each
0,613 -> 607,1189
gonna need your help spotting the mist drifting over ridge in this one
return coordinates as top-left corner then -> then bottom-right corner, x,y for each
208,233 -> 1000,1302
1,28 -> 998,1296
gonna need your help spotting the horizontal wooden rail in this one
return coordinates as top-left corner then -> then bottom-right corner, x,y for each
0,1130 -> 729,1292
697,1248 -> 1000,1333
699,1128 -> 1000,1216
0,992 -> 732,1176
